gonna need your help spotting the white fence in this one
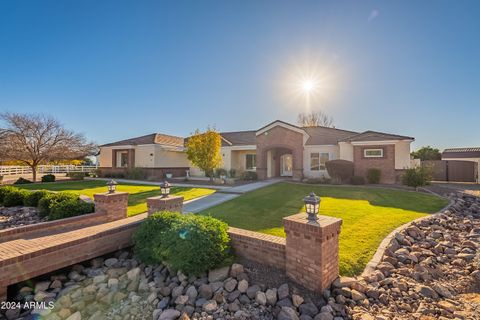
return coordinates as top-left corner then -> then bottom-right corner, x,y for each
0,165 -> 98,176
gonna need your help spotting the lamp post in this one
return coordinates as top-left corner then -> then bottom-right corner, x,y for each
160,180 -> 171,198
304,192 -> 320,222
107,179 -> 117,194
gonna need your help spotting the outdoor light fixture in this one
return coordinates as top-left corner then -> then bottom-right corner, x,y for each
304,192 -> 320,222
107,179 -> 117,194
160,180 -> 171,198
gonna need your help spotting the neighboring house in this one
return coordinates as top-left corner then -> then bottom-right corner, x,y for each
442,148 -> 480,167
98,120 -> 414,183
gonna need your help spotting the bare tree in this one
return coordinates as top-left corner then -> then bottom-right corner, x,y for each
297,110 -> 334,128
0,113 -> 97,181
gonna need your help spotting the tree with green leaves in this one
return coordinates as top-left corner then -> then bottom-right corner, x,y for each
411,146 -> 441,161
186,128 -> 222,180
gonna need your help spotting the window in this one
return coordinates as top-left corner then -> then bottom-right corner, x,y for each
310,153 -> 319,171
364,148 -> 383,158
245,154 -> 256,170
116,151 -> 129,168
310,153 -> 329,171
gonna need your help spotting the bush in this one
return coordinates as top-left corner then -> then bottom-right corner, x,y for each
125,168 -> 146,180
242,171 -> 257,181
325,160 -> 354,184
0,186 -> 17,205
133,212 -> 231,275
215,168 -> 227,178
38,192 -> 79,217
366,168 -> 381,184
304,177 -> 331,184
67,172 -> 87,180
351,176 -> 366,185
228,169 -> 236,178
402,166 -> 431,190
3,189 -> 28,207
41,174 -> 56,183
13,177 -> 33,185
48,199 -> 95,221
24,190 -> 51,207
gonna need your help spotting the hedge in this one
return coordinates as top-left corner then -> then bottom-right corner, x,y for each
38,192 -> 80,217
133,211 -> 231,275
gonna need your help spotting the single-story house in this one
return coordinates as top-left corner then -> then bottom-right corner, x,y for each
98,120 -> 415,183
442,147 -> 480,168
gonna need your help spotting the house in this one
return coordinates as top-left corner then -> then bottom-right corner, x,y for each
98,120 -> 415,183
441,148 -> 480,183
442,147 -> 480,168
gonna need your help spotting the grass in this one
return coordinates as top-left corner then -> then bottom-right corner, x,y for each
18,180 -> 215,216
200,182 -> 448,276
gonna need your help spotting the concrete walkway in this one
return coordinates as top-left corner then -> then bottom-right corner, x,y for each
87,177 -> 231,190
183,179 -> 283,213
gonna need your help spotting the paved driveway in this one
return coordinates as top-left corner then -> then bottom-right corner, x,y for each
426,182 -> 480,197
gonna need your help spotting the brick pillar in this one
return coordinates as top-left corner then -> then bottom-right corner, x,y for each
93,192 -> 129,221
283,213 -> 342,292
0,285 -> 6,302
146,195 -> 184,215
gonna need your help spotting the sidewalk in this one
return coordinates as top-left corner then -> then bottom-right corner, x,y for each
183,179 -> 283,213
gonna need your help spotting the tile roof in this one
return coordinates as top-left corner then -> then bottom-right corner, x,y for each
442,147 -> 480,158
100,133 -> 185,147
443,147 -> 480,153
303,126 -> 359,145
339,131 -> 414,142
220,131 -> 256,146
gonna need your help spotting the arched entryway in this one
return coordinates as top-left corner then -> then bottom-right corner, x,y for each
256,124 -> 305,180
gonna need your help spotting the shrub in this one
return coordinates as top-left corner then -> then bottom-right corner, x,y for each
325,160 -> 354,184
402,166 -> 431,190
228,169 -> 236,178
67,172 -> 87,180
133,212 -> 231,275
48,199 -> 95,221
41,174 -> 56,183
3,189 -> 28,207
304,177 -> 331,184
13,177 -> 33,185
0,186 -> 17,205
351,176 -> 366,185
38,192 -> 79,217
125,168 -> 146,180
366,168 -> 381,184
215,168 -> 227,178
242,171 -> 257,181
133,211 -> 182,264
24,190 -> 50,207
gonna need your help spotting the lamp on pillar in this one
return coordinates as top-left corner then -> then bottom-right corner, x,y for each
304,192 -> 320,222
107,179 -> 117,194
160,180 -> 171,198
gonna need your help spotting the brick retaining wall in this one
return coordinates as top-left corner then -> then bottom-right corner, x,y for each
228,227 -> 286,269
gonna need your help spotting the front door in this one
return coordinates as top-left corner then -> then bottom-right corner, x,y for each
280,154 -> 293,177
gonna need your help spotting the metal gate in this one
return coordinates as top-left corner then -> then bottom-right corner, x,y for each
422,160 -> 478,182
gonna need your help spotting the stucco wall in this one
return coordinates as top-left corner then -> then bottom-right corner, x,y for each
154,146 -> 190,168
303,145 -> 339,178
135,145 -> 155,167
231,150 -> 256,172
394,141 -> 412,169
338,142 -> 354,161
98,147 -> 113,167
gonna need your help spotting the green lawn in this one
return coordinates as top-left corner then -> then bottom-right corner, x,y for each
200,182 -> 448,276
19,180 -> 215,216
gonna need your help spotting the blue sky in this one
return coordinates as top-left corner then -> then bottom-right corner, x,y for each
0,1 -> 479,149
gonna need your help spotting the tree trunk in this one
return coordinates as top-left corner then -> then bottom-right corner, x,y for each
31,165 -> 37,182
